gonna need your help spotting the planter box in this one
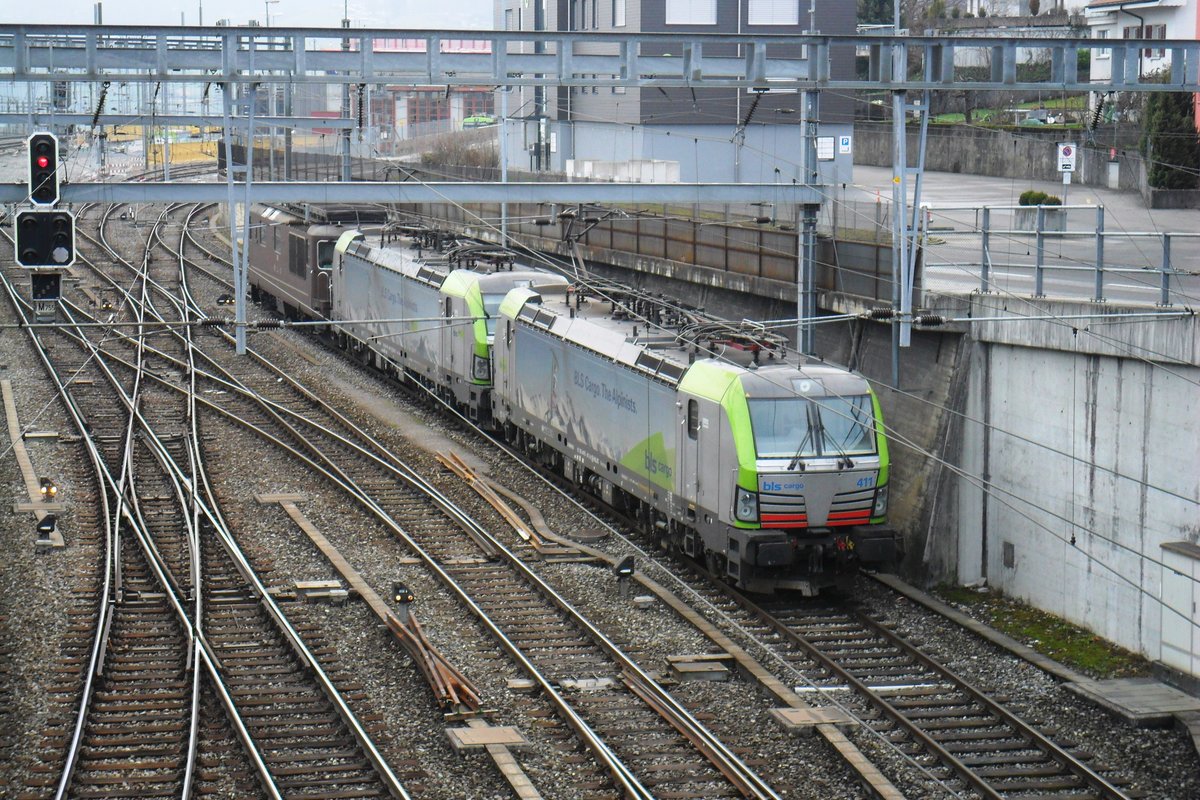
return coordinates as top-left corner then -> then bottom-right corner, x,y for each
1014,206 -> 1066,234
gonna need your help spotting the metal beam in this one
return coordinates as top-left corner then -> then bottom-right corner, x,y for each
0,182 -> 825,205
0,113 -> 357,130
1,25 -> 1196,92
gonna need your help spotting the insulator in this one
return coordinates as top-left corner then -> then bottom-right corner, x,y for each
915,314 -> 946,326
868,308 -> 895,320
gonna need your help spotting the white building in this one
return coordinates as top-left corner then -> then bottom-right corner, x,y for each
1086,0 -> 1200,83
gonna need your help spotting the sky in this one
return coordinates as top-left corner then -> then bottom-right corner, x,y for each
0,0 -> 492,29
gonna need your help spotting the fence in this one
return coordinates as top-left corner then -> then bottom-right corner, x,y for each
926,204 -> 1197,306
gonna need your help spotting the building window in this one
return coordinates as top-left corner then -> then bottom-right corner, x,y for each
407,92 -> 451,125
462,91 -> 495,118
505,8 -> 514,30
666,0 -> 716,25
1096,29 -> 1109,59
748,0 -> 799,25
613,0 -> 626,27
1148,24 -> 1166,59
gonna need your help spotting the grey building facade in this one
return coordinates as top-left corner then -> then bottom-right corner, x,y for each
494,0 -> 856,185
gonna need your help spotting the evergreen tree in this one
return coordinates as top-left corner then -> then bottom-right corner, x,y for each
1143,92 -> 1200,190
858,0 -> 893,25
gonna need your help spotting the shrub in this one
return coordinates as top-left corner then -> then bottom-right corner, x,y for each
1019,190 -> 1062,206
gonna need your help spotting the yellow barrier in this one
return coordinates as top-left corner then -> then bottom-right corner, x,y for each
149,140 -> 220,165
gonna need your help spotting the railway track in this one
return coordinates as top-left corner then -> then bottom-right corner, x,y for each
150,203 -> 790,797
2,202 -> 408,799
749,598 -> 1131,799
2,200 -> 1175,799
169,203 -> 1141,799
23,201 -> 768,800
485,434 -> 1140,800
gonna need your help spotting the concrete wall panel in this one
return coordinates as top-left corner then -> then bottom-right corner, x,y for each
962,332 -> 1200,672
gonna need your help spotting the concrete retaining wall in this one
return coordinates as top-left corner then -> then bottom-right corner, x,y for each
943,297 -> 1199,675
853,122 -> 1145,191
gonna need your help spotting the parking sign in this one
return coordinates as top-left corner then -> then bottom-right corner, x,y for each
1057,142 -> 1077,173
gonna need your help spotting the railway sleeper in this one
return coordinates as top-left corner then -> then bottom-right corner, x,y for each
259,749 -> 370,765
76,758 -> 183,771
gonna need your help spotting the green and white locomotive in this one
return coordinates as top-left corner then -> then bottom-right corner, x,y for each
491,282 -> 898,595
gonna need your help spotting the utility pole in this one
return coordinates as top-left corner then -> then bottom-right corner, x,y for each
796,0 -> 820,357
889,0 -> 929,384
500,87 -> 509,240
340,7 -> 352,182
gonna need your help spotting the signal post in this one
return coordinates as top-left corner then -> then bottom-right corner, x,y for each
13,131 -> 74,322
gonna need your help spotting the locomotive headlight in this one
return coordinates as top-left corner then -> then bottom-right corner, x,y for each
472,354 -> 491,381
734,487 -> 759,523
873,485 -> 889,517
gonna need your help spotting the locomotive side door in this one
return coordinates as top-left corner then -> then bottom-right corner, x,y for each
313,239 -> 335,317
679,396 -> 701,505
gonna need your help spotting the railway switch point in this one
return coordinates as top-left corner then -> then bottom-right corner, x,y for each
770,706 -> 857,735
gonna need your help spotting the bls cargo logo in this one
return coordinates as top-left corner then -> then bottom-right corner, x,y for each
760,479 -> 804,492
644,451 -> 673,479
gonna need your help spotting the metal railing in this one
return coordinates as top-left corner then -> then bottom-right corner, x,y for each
922,204 -> 1199,307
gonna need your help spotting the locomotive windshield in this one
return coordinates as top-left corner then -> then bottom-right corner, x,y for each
748,395 -> 875,459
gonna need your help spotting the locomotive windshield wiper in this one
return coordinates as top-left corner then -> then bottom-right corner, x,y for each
786,425 -> 813,472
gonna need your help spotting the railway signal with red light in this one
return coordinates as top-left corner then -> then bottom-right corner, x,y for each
27,132 -> 61,206
14,210 -> 76,268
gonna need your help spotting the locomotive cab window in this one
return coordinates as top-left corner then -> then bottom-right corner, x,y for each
482,293 -> 507,335
748,395 -> 875,459
316,240 -> 335,270
749,398 -> 815,458
814,395 -> 876,456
